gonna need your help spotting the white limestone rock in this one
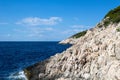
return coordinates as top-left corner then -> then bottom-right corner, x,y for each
38,22 -> 120,80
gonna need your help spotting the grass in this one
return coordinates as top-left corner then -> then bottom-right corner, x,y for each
98,6 -> 120,28
71,30 -> 87,38
104,6 -> 120,23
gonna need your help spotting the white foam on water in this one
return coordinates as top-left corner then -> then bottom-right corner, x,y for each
9,71 -> 28,80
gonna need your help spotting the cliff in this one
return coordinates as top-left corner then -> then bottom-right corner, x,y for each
25,6 -> 120,80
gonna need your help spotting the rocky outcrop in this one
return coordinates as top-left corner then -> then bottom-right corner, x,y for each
25,22 -> 120,80
59,38 -> 78,44
25,6 -> 120,80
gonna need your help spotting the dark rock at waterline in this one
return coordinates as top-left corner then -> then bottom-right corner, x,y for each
24,59 -> 63,80
24,59 -> 49,80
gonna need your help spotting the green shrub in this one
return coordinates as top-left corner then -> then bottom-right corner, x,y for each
98,6 -> 120,28
103,19 -> 110,28
71,30 -> 87,38
97,23 -> 103,28
104,6 -> 120,24
116,27 -> 120,32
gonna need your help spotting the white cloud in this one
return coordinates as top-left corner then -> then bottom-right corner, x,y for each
62,30 -> 71,34
27,27 -> 54,37
28,34 -> 43,37
44,27 -> 54,31
7,34 -> 11,37
0,34 -> 11,37
73,29 -> 83,32
61,29 -> 83,35
16,17 -> 62,26
71,25 -> 92,31
13,27 -> 54,38
62,25 -> 90,35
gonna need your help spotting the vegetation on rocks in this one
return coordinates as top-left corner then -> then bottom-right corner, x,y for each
116,27 -> 120,32
25,5 -> 120,80
98,6 -> 120,28
71,30 -> 87,38
104,6 -> 120,23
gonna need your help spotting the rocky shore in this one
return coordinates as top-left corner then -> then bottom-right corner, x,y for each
24,6 -> 120,80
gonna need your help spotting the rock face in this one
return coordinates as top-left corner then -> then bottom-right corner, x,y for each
59,38 -> 78,44
25,6 -> 120,80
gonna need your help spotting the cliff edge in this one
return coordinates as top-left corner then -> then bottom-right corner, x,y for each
25,6 -> 120,80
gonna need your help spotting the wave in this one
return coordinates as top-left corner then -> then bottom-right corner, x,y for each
8,71 -> 28,80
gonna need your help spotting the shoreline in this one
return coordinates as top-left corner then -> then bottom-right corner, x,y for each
24,59 -> 50,80
23,41 -> 74,80
8,71 -> 28,80
24,22 -> 120,80
0,41 -> 71,80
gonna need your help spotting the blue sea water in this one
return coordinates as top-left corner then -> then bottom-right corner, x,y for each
0,41 -> 71,80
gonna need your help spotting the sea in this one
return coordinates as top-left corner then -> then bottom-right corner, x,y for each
0,41 -> 71,80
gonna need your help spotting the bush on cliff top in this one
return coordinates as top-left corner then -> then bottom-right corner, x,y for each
104,6 -> 120,23
98,6 -> 120,28
71,30 -> 87,38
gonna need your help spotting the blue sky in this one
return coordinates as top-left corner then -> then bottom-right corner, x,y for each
0,0 -> 120,41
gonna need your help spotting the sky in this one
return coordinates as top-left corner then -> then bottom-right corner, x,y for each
0,0 -> 120,41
